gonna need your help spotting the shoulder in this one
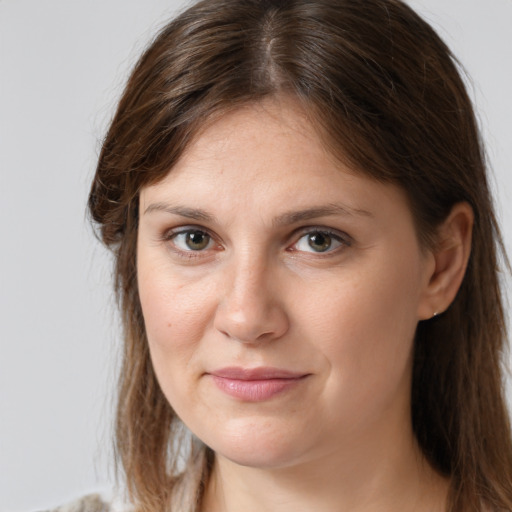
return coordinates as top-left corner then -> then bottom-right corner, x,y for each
38,493 -> 132,512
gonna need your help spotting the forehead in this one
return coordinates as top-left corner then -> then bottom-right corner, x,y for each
176,99 -> 331,178
139,98 -> 411,227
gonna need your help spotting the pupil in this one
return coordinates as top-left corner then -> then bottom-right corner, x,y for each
308,233 -> 331,252
186,231 -> 209,250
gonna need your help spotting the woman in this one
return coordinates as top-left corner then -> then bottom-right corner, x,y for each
62,0 -> 512,510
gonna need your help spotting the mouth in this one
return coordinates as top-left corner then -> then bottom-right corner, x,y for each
207,367 -> 310,402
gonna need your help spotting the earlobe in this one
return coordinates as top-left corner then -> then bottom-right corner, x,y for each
417,202 -> 474,320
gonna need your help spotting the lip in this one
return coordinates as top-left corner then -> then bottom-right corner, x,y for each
208,367 -> 310,402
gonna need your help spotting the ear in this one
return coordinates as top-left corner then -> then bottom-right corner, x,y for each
417,202 -> 474,320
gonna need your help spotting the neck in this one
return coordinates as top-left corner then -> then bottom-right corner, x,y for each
201,418 -> 448,512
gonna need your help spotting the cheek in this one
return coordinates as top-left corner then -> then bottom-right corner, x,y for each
301,251 -> 423,416
138,255 -> 208,344
136,264 -> 216,422
136,252 -> 218,397
302,252 -> 421,344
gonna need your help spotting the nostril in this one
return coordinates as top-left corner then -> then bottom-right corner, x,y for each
213,300 -> 289,344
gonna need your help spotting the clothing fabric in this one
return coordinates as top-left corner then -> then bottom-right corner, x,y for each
39,494 -> 129,512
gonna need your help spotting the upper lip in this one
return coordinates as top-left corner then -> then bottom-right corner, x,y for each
209,367 -> 309,380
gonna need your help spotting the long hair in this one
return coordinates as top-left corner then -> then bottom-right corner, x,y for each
88,1 -> 512,510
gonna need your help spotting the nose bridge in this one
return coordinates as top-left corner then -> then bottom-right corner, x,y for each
214,246 -> 288,343
232,248 -> 268,301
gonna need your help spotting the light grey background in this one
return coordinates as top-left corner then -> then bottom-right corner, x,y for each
1,1 -> 511,511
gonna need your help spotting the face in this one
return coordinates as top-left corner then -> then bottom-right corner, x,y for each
137,99 -> 435,470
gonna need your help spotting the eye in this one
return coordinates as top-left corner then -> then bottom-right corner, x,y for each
171,229 -> 214,251
293,230 -> 348,253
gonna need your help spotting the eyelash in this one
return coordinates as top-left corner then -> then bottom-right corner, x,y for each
161,227 -> 219,259
160,225 -> 352,259
289,227 -> 352,255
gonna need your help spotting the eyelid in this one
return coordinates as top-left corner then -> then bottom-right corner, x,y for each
288,226 -> 352,253
158,224 -> 351,258
160,225 -> 222,258
161,224 -> 213,240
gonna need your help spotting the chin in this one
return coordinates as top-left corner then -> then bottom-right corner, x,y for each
201,418 -> 310,470
216,444 -> 299,470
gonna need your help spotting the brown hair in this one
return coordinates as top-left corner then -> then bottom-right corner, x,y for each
88,0 -> 512,510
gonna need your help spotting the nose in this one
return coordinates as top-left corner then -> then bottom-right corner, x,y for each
213,256 -> 289,344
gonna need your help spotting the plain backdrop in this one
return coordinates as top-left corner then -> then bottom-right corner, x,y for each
1,1 -> 511,510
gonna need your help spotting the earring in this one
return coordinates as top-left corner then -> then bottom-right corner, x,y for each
432,311 -> 439,318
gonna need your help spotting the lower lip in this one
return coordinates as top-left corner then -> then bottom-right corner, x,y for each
210,375 -> 306,402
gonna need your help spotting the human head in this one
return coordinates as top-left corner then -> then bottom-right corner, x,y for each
88,0 -> 510,510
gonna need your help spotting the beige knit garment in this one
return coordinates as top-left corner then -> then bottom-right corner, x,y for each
40,494 -> 119,512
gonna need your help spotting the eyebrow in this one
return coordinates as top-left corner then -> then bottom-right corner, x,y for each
143,202 -> 373,225
273,204 -> 373,226
144,203 -> 216,222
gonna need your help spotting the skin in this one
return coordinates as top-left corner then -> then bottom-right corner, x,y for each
137,98 -> 472,512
